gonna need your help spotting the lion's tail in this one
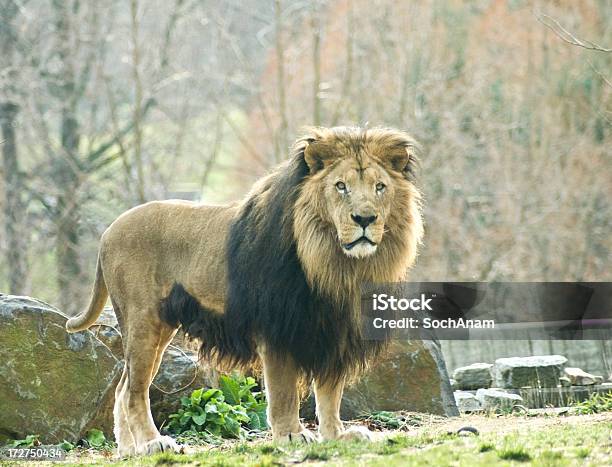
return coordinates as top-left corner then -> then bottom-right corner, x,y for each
66,253 -> 108,333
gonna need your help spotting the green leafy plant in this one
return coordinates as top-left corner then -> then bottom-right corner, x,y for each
8,435 -> 76,452
10,434 -> 40,448
365,411 -> 403,429
59,440 -> 75,452
167,374 -> 268,439
84,428 -> 107,448
573,392 -> 612,414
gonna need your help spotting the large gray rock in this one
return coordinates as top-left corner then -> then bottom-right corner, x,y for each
341,341 -> 455,418
0,295 -> 122,444
516,385 -> 611,408
476,388 -> 523,411
453,363 -> 493,390
454,391 -> 482,412
564,367 -> 599,386
422,339 -> 459,417
493,355 -> 567,388
301,340 -> 458,420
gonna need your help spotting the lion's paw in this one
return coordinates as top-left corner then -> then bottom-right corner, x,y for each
116,444 -> 136,459
336,426 -> 374,442
135,436 -> 183,456
276,429 -> 320,444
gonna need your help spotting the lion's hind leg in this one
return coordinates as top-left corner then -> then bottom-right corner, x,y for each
113,367 -> 134,455
115,311 -> 181,457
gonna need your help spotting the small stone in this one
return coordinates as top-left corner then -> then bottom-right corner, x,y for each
559,376 -> 571,387
476,388 -> 523,410
493,355 -> 567,389
453,363 -> 493,390
594,376 -> 604,384
457,426 -> 479,436
454,391 -> 482,413
564,367 -> 598,386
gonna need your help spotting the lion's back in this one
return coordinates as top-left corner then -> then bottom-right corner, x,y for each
100,200 -> 237,310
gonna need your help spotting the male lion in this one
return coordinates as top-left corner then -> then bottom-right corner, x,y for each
66,126 -> 423,457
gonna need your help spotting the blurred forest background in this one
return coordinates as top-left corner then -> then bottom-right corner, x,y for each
0,0 -> 610,315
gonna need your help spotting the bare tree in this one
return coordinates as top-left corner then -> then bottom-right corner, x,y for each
0,0 -> 27,294
274,0 -> 288,161
24,0 -> 155,312
130,0 -> 146,203
311,0 -> 322,126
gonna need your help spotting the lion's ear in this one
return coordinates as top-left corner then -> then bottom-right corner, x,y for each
384,144 -> 419,181
303,139 -> 335,174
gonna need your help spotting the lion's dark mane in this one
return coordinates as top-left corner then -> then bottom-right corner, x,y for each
160,151 -> 382,383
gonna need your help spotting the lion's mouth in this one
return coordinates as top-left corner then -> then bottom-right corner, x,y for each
343,236 -> 377,251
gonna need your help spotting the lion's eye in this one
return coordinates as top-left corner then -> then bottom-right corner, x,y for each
335,181 -> 347,193
376,182 -> 386,192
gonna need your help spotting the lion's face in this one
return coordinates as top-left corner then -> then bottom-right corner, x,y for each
295,126 -> 421,261
322,157 -> 393,258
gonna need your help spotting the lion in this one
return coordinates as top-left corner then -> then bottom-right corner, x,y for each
65,126 -> 423,457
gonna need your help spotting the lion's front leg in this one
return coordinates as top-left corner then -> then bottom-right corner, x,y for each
261,349 -> 318,443
314,378 -> 373,441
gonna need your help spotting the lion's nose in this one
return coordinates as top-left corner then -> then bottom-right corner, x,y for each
351,214 -> 377,229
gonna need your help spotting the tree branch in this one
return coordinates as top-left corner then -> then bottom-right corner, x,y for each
536,13 -> 611,53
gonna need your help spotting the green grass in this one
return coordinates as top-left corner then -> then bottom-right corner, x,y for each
49,417 -> 611,466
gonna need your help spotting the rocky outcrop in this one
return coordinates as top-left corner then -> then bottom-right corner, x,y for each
0,296 -> 122,444
493,355 -> 567,388
341,341 -> 456,418
0,295 -> 218,444
454,391 -> 481,412
563,367 -> 600,386
476,388 -> 523,411
301,340 -> 458,420
453,363 -> 493,390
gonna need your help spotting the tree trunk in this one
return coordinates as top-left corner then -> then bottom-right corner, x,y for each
49,0 -> 85,315
274,0 -> 288,162
56,196 -> 81,315
56,112 -> 82,315
311,1 -> 321,126
0,102 -> 27,294
130,0 -> 146,204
